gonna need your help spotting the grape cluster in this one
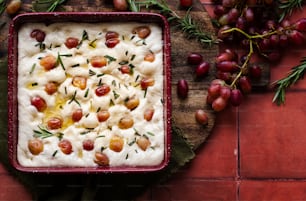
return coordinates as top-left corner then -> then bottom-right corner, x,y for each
215,0 -> 306,62
204,0 -> 306,112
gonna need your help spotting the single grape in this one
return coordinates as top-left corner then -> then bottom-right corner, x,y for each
220,86 -> 231,100
216,61 -> 239,72
269,34 -> 280,47
230,89 -> 243,106
239,76 -> 252,93
215,52 -> 232,63
288,30 -> 305,45
236,17 -> 247,31
219,14 -> 230,26
293,18 -> 306,32
244,8 -> 254,23
249,65 -> 262,79
208,82 -> 221,98
177,79 -> 189,99
195,109 -> 209,125
216,71 -> 232,82
212,96 -> 227,112
228,8 -> 239,23
188,53 -> 203,65
213,5 -> 227,17
195,61 -> 210,78
218,25 -> 232,40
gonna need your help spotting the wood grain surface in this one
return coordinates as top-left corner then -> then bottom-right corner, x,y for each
1,0 -> 218,150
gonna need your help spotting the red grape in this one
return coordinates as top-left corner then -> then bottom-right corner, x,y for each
239,76 -> 252,93
216,61 -> 239,72
288,30 -> 305,45
220,86 -> 231,100
293,18 -> 306,32
177,79 -> 189,99
195,61 -> 210,78
230,89 -> 243,106
212,96 -> 227,112
195,109 -> 209,125
180,0 -> 193,7
188,53 -> 203,65
249,65 -> 262,79
31,96 -> 47,112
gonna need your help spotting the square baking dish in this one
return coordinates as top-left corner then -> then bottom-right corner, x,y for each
7,12 -> 171,173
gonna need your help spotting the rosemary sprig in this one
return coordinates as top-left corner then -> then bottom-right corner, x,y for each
32,0 -> 67,12
68,91 -> 81,106
0,0 -> 6,15
77,30 -> 89,48
128,0 -> 217,46
33,125 -> 63,139
278,0 -> 304,22
272,57 -> 306,105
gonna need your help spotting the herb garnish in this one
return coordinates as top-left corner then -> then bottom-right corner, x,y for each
104,55 -> 117,64
52,150 -> 58,157
84,88 -> 89,98
33,125 -> 63,139
71,64 -> 80,68
112,80 -> 117,87
35,42 -> 46,51
89,69 -> 96,76
89,39 -> 97,48
119,61 -> 129,65
130,54 -> 136,61
113,90 -> 120,99
146,131 -> 155,136
273,57 -> 306,105
30,63 -> 36,74
0,0 -> 6,15
56,53 -> 72,70
128,0 -> 217,46
32,0 -> 67,12
128,139 -> 136,146
144,88 -> 148,98
68,91 -> 81,106
278,0 -> 304,22
77,30 -> 89,48
109,99 -> 115,106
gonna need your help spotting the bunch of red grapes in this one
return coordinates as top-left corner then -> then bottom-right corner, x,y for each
204,0 -> 306,112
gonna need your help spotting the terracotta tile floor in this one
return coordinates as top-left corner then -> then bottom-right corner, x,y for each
2,3 -> 306,201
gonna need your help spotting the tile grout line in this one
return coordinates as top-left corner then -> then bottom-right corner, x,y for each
237,106 -> 241,201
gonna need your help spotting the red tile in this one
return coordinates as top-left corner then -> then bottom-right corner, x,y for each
270,47 -> 306,90
0,163 -> 7,174
202,4 -> 215,18
239,91 -> 306,178
151,178 -> 237,201
135,188 -> 151,201
239,180 -> 306,201
178,107 -> 238,178
0,175 -> 32,201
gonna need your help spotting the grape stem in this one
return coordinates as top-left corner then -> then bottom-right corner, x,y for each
230,41 -> 254,88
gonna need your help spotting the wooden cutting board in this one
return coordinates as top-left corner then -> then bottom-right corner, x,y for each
1,0 -> 218,150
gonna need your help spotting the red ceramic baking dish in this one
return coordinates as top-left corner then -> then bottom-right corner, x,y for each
7,12 -> 171,173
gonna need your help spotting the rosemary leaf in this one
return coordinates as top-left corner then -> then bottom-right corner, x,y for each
32,0 -> 67,12
0,0 -> 6,15
278,0 -> 304,22
130,0 -> 217,46
273,57 -> 306,105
